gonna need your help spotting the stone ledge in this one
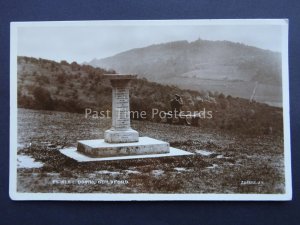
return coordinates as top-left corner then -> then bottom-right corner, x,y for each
60,146 -> 193,162
77,137 -> 170,158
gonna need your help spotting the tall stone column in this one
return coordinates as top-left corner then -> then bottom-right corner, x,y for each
104,74 -> 139,143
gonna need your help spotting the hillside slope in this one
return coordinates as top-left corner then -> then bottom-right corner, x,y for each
17,56 -> 283,135
89,39 -> 282,106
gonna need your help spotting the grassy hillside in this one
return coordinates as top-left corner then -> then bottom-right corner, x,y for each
17,56 -> 283,135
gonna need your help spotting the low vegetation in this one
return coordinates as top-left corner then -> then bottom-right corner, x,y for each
17,56 -> 283,135
17,109 -> 284,194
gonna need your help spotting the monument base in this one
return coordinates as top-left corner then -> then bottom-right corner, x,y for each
60,146 -> 193,162
104,129 -> 139,143
77,137 -> 169,158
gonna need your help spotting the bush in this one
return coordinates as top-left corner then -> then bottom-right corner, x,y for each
33,87 -> 54,110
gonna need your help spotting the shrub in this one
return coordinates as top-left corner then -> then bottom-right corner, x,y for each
33,87 -> 54,110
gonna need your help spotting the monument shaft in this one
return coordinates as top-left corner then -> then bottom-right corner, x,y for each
104,75 -> 139,143
112,85 -> 130,130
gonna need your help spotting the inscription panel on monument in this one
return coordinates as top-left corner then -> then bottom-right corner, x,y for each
113,133 -> 134,142
114,88 -> 130,129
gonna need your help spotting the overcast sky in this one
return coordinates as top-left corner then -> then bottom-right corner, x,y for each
17,22 -> 283,63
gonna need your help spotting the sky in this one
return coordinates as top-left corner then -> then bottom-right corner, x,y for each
17,21 -> 283,64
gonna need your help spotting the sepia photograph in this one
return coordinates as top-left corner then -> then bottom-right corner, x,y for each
9,19 -> 291,200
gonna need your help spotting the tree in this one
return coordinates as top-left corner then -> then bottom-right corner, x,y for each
60,60 -> 69,66
71,61 -> 80,71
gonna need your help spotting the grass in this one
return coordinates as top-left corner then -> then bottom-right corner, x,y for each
16,108 -> 285,194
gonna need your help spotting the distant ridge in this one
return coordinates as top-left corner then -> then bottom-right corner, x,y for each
88,39 -> 282,106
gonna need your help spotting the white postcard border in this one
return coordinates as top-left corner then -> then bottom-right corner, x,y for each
9,19 -> 292,201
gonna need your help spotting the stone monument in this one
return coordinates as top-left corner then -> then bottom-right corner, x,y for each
60,74 -> 192,161
76,74 -> 170,158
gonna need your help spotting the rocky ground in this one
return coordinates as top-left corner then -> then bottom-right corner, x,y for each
16,108 -> 285,194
